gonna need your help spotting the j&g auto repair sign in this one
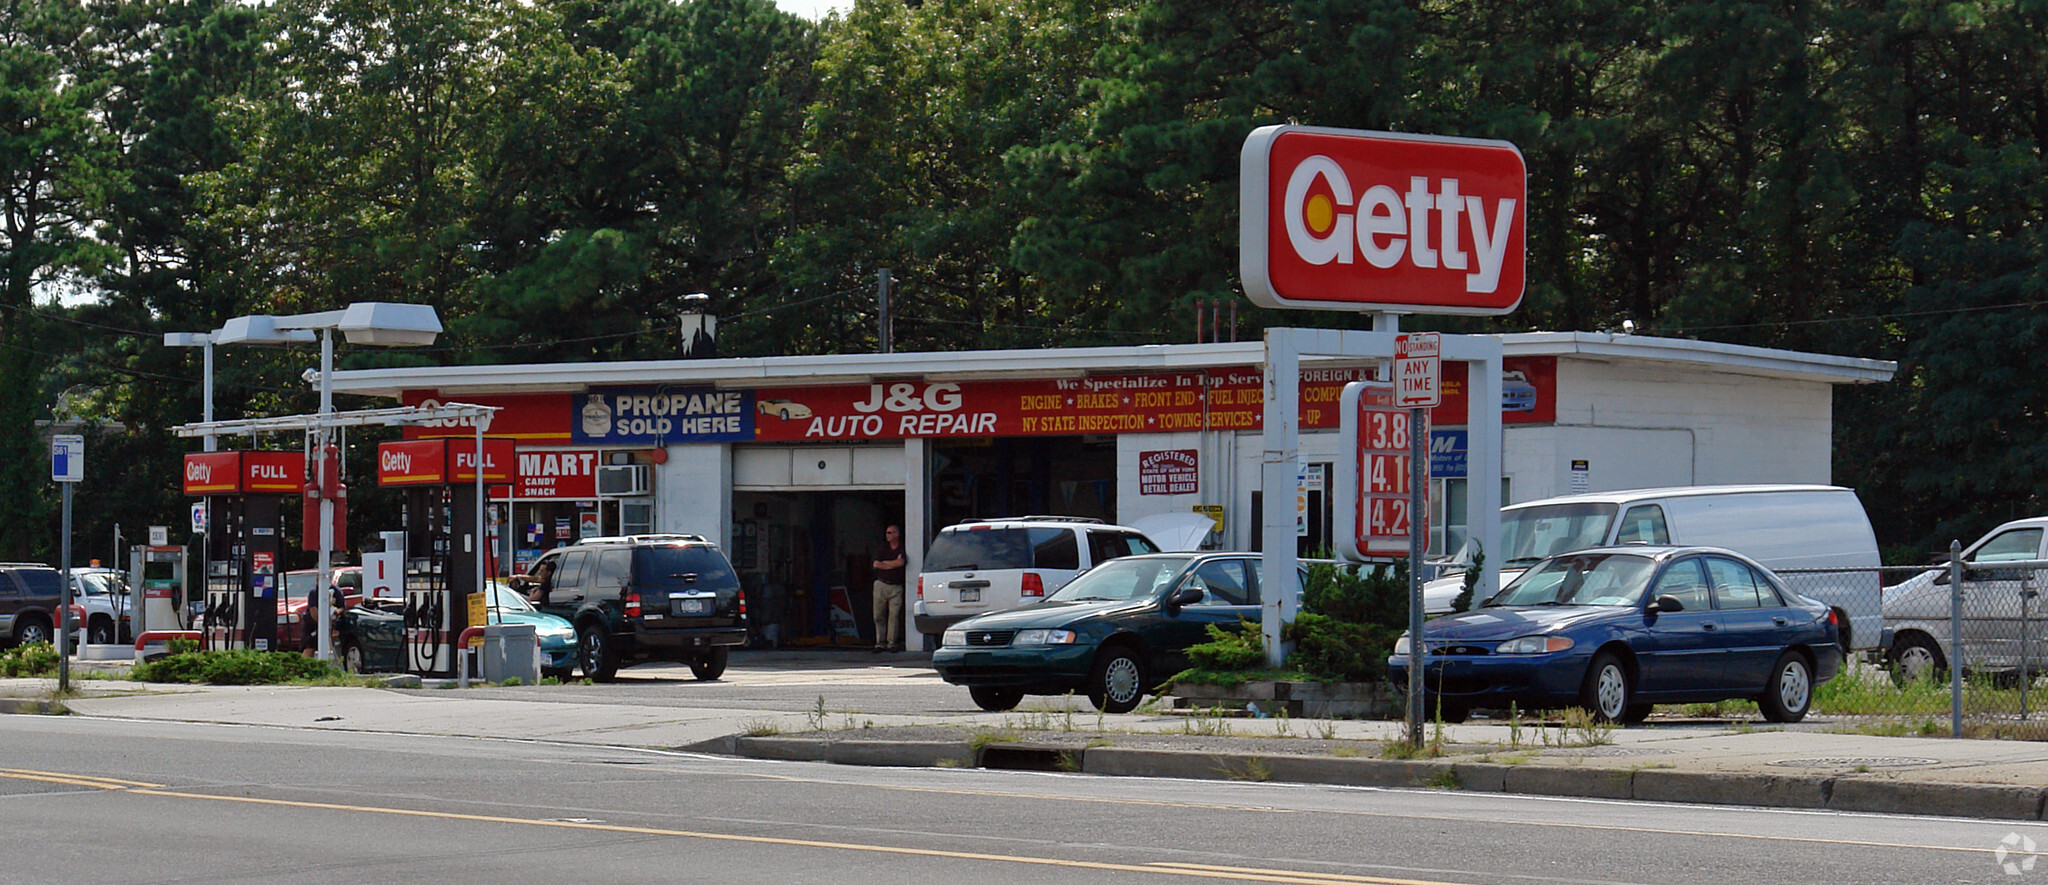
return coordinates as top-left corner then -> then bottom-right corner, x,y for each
1241,125 -> 1526,314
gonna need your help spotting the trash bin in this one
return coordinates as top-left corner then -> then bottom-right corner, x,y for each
479,623 -> 541,684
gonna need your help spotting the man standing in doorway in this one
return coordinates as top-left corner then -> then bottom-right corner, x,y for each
871,525 -> 907,653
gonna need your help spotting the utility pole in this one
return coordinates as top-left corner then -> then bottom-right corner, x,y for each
878,269 -> 893,354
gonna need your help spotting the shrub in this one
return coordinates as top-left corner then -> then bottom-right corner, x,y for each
0,641 -> 59,677
132,650 -> 340,685
1285,561 -> 1408,681
1184,617 -> 1265,671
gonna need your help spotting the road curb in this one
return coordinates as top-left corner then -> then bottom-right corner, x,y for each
720,736 -> 2047,820
1631,769 -> 1832,809
1829,777 -> 2047,821
0,697 -> 64,715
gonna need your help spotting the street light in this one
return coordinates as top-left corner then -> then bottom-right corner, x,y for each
162,332 -> 224,452
184,302 -> 443,661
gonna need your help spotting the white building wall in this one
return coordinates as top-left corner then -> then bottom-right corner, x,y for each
658,443 -> 732,546
1515,359 -> 1833,502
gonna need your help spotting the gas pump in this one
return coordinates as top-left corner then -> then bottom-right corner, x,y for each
129,545 -> 189,636
377,437 -> 514,677
184,451 -> 303,651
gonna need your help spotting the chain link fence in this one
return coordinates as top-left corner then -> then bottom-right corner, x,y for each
1777,562 -> 2046,739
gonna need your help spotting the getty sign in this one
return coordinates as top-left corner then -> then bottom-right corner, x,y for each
1240,125 -> 1526,314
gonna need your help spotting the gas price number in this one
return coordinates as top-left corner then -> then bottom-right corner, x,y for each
1353,386 -> 1424,557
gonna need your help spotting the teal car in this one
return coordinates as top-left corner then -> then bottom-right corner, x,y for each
337,583 -> 577,678
931,552 -> 1291,713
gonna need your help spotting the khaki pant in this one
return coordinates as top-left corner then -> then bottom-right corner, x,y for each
872,579 -> 905,649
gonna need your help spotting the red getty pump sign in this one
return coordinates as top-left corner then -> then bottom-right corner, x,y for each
1240,125 -> 1526,314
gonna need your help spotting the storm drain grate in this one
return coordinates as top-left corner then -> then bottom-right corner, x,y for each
1768,756 -> 1941,768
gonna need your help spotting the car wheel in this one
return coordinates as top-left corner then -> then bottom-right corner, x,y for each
1886,633 -> 1947,686
1579,651 -> 1632,723
1088,647 -> 1146,714
87,617 -> 116,646
341,642 -> 365,674
578,624 -> 619,682
690,646 -> 729,681
1759,651 -> 1813,723
969,686 -> 1024,712
13,617 -> 52,648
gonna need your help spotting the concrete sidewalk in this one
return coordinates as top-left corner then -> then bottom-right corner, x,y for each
6,667 -> 2048,821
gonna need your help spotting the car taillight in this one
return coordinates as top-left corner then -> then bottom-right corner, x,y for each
737,590 -> 747,618
624,590 -> 641,618
1828,609 -> 1840,627
1022,572 -> 1044,598
917,576 -> 926,600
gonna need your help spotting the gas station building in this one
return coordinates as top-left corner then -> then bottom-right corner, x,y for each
328,330 -> 1894,646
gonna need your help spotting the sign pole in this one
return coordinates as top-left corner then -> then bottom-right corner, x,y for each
52,434 -> 84,693
1407,407 -> 1425,745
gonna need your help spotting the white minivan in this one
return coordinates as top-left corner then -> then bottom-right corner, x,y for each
1425,485 -> 1883,650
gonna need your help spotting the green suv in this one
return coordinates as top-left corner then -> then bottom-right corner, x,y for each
517,535 -> 747,682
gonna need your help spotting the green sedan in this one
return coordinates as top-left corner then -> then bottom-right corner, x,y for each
931,552 -> 1295,713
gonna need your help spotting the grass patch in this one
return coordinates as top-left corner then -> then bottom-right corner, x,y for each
1215,756 -> 1274,781
966,728 -> 1021,751
741,719 -> 783,737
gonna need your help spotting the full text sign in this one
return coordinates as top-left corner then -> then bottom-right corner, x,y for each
1240,125 -> 1526,314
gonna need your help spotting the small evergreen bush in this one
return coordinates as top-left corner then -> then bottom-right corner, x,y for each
132,649 -> 340,685
1184,617 -> 1265,671
0,641 -> 59,677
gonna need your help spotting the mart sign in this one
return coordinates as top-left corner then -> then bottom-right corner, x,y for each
1240,125 -> 1526,314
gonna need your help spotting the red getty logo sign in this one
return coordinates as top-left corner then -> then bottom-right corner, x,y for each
1241,125 -> 1526,315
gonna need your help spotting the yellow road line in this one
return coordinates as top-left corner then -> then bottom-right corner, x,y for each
0,769 -> 163,790
114,787 -> 1465,884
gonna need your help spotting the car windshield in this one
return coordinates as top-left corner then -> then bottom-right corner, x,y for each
485,584 -> 536,613
1488,553 -> 1656,608
1499,503 -> 1619,566
1044,556 -> 1194,603
76,573 -> 119,597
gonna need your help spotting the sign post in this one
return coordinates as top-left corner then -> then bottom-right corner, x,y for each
1396,334 -> 1441,745
51,435 -> 83,692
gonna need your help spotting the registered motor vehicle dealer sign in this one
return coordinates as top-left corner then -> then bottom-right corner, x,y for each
1240,125 -> 1526,314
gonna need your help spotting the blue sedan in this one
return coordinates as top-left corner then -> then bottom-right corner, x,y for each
1388,546 -> 1841,724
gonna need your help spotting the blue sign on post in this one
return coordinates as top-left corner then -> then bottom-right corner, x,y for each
1429,429 -> 1467,479
51,434 -> 84,483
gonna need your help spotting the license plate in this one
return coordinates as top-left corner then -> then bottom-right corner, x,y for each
957,587 -> 980,603
671,597 -> 712,616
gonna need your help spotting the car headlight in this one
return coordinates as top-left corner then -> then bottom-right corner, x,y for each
1013,629 -> 1077,646
942,629 -> 968,648
1495,635 -> 1574,654
1392,635 -> 1411,656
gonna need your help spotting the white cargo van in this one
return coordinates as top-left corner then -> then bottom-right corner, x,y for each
1424,485 -> 1882,650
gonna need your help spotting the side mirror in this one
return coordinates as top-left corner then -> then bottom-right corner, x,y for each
1649,594 -> 1685,613
1167,585 -> 1203,609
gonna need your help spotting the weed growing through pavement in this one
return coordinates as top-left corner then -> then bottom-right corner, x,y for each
1179,707 -> 1234,736
806,695 -> 828,731
1423,767 -> 1460,789
1314,718 -> 1339,740
967,728 -> 1021,751
1216,756 -> 1273,781
742,719 -> 782,737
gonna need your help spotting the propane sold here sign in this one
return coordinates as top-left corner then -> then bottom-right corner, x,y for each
1240,125 -> 1526,314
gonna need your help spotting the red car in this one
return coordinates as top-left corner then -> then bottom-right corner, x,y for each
279,567 -> 361,651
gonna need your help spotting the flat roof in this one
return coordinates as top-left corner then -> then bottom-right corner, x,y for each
327,331 -> 1894,397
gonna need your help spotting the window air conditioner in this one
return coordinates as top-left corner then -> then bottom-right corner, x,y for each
595,464 -> 651,496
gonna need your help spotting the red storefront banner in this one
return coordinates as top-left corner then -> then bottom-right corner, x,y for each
400,390 -> 573,442
751,371 -> 1273,442
1430,356 -> 1557,425
377,438 -> 517,486
492,450 -> 600,499
394,357 -> 1552,451
182,451 -> 305,496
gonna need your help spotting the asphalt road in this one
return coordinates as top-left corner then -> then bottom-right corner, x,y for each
2,713 -> 2036,884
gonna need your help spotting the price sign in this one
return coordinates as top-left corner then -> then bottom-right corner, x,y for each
1338,382 -> 1428,560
